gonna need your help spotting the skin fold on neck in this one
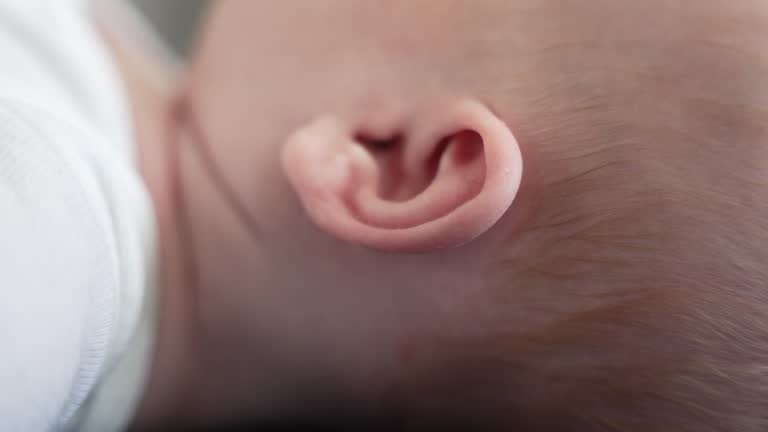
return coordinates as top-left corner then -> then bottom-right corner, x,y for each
98,18 -> 202,429
99,16 -> 295,429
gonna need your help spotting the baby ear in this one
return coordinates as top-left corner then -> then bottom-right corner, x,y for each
281,100 -> 523,252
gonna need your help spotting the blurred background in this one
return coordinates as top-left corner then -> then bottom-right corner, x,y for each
129,0 -> 209,58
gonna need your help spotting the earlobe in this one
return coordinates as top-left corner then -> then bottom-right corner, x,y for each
282,100 -> 523,252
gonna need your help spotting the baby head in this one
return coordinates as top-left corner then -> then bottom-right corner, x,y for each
176,0 -> 768,429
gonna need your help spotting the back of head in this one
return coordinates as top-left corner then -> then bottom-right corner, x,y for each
392,1 -> 768,430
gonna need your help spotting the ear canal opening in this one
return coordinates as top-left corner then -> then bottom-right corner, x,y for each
355,132 -> 403,154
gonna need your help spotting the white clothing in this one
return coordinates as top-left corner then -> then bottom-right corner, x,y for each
0,1 -> 157,431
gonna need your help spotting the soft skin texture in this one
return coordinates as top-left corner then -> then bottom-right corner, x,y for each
124,1 -> 768,430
